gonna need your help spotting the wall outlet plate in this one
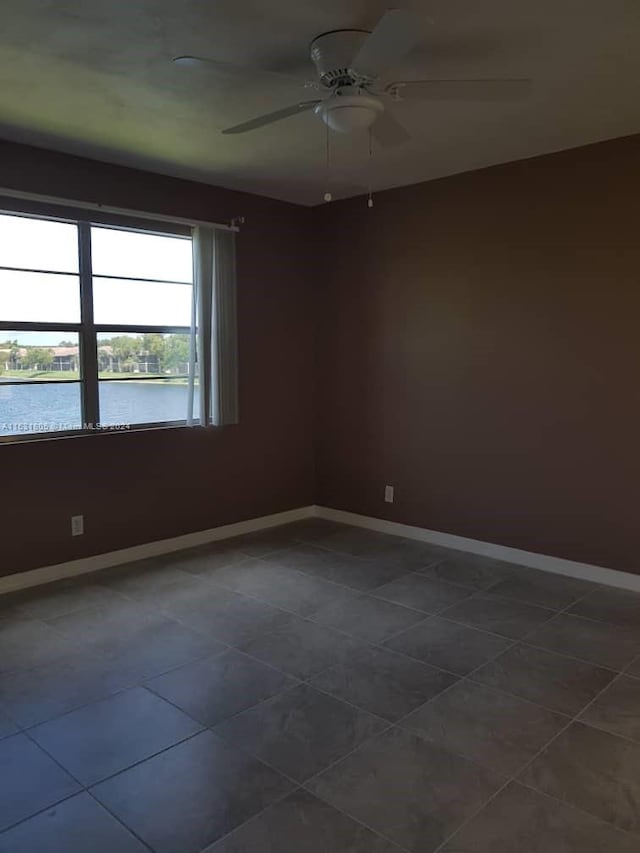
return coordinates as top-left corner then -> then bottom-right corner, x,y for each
71,515 -> 84,536
384,485 -> 394,503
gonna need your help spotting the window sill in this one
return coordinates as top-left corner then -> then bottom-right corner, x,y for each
0,420 -> 212,445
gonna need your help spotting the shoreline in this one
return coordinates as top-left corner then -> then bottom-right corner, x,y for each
0,376 -> 197,387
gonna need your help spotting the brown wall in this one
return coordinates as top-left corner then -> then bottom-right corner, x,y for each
315,136 -> 640,574
0,140 -> 316,575
2,135 -> 639,578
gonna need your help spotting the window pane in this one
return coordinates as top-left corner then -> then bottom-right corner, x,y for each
0,332 -> 80,381
91,226 -> 192,282
99,380 -> 197,426
97,332 -> 192,378
0,382 -> 82,436
93,278 -> 192,326
0,213 -> 79,273
0,270 -> 80,323
97,332 -> 197,426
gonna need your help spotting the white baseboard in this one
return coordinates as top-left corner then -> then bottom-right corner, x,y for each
4,502 -> 638,597
316,506 -> 640,593
0,505 -> 317,595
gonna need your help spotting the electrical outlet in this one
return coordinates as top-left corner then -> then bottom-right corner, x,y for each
71,515 -> 84,537
384,485 -> 394,503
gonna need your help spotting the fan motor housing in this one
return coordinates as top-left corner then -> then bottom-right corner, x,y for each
314,90 -> 384,133
309,29 -> 370,87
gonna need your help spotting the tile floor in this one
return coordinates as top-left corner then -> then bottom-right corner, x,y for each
1,519 -> 640,852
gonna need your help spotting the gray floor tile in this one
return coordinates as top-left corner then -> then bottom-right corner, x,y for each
240,618 -> 364,679
473,644 -> 615,715
160,583 -> 296,647
626,656 -> 640,677
169,543 -> 253,577
97,555 -> 172,584
402,680 -> 565,774
10,579 -> 127,621
580,676 -> 640,742
524,613 -> 640,671
442,594 -> 554,639
214,683 -> 385,782
312,594 -> 426,643
0,792 -> 148,853
293,520 -> 354,545
441,781 -> 638,852
43,598 -> 172,652
282,518 -> 348,543
384,616 -> 512,675
202,559 -> 355,617
0,597 -> 22,620
146,649 -> 296,726
373,573 -> 472,614
307,727 -> 504,853
486,567 -> 595,610
520,721 -> 640,834
419,554 -> 516,590
0,618 -> 79,676
40,595 -> 144,633
46,601 -> 224,680
569,588 -> 640,630
106,617 -> 226,681
310,527 -> 406,558
0,734 -> 80,832
262,544 -> 407,592
204,788 -> 403,852
368,538 -> 453,572
0,652 -> 137,728
227,525 -> 312,557
101,562 -> 210,610
322,532 -> 446,569
311,646 -> 457,721
30,686 -> 202,786
91,730 -> 293,853
0,708 -> 18,739
5,525 -> 638,853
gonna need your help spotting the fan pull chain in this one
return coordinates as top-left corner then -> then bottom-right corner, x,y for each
323,121 -> 332,202
367,128 -> 374,208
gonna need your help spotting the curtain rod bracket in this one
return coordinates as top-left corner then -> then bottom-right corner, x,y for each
231,216 -> 245,228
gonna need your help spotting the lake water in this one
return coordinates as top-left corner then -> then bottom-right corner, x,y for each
0,380 -> 193,436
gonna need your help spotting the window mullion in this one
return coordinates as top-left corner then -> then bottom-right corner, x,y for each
78,221 -> 99,427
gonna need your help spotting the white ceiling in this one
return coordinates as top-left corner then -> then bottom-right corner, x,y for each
0,0 -> 638,205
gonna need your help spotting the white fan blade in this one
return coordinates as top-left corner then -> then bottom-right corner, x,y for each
350,9 -> 419,80
173,56 -> 311,87
372,110 -> 411,148
222,101 -> 321,134
387,78 -> 532,101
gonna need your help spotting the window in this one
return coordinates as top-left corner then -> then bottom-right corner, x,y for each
90,225 -> 197,429
0,210 -> 198,439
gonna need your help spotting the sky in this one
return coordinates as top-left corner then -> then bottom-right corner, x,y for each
0,213 -> 193,347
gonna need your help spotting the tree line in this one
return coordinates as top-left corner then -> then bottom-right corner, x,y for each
1,334 -> 191,374
99,334 -> 191,374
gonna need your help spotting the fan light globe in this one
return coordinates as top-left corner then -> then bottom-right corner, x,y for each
315,93 -> 384,134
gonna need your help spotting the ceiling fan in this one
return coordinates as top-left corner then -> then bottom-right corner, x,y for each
174,9 -> 532,147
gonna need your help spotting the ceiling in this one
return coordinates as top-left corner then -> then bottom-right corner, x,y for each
0,0 -> 638,205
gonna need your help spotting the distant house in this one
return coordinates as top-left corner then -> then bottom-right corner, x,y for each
0,345 -> 79,371
97,344 -> 161,374
51,346 -> 79,371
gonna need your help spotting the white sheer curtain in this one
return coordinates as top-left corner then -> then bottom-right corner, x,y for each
188,226 -> 238,426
